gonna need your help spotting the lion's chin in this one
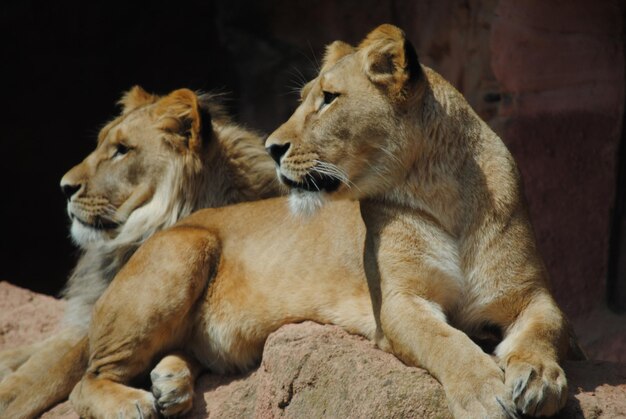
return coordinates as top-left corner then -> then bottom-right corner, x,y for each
288,190 -> 328,217
70,219 -> 116,247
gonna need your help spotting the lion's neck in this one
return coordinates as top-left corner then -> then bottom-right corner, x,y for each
62,243 -> 134,327
375,90 -> 467,235
379,77 -> 515,238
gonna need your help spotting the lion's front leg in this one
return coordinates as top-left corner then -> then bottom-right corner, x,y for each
495,292 -> 569,417
0,327 -> 87,419
378,291 -> 518,419
70,227 -> 220,418
71,374 -> 159,419
0,342 -> 41,381
363,211 -> 517,419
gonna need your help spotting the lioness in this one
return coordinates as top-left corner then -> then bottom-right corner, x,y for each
69,27 -> 579,419
266,24 -> 578,417
0,86 -> 280,418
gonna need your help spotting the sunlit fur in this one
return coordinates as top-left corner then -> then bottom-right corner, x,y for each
266,24 -> 582,418
67,197 -> 380,418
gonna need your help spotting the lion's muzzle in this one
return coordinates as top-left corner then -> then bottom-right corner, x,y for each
280,172 -> 340,193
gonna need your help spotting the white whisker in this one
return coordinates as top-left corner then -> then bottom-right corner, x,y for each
308,174 -> 321,191
312,160 -> 361,192
380,146 -> 405,172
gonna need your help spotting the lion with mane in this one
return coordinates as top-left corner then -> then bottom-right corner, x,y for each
0,86 -> 280,418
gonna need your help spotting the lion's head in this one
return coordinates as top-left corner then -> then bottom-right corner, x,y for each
61,86 -> 221,247
60,86 -> 279,326
266,24 -> 427,214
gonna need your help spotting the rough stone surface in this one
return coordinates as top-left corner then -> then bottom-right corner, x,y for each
1,283 -> 625,419
0,281 -> 64,348
185,323 -> 451,419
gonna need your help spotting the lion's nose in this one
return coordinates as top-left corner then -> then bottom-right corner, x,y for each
61,183 -> 81,199
266,142 -> 291,165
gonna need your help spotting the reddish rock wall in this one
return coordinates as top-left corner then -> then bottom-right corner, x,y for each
490,0 -> 624,316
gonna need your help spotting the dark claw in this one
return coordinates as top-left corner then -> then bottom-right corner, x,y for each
513,379 -> 524,400
534,395 -> 547,417
496,397 -> 521,419
512,369 -> 533,402
135,402 -> 145,419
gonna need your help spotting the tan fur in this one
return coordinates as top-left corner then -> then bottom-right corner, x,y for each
0,87 -> 280,419
68,198 -> 377,418
67,26 -> 580,419
265,24 -> 579,417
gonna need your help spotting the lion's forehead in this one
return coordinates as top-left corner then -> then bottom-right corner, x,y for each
118,114 -> 154,138
302,56 -> 357,98
99,107 -> 158,145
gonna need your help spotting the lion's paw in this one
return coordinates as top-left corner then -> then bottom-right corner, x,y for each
505,358 -> 567,417
449,378 -> 519,419
446,355 -> 519,419
70,378 -> 159,419
110,390 -> 159,419
150,365 -> 194,417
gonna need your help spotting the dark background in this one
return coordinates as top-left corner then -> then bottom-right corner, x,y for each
0,1 -> 302,296
0,1 -> 228,296
1,0 -> 625,359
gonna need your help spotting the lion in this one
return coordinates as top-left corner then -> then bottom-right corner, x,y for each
67,26 -> 581,419
0,85 -> 281,418
266,24 -> 582,417
66,195 -> 379,418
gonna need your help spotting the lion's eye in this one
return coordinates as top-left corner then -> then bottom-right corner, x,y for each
320,91 -> 339,110
113,143 -> 131,158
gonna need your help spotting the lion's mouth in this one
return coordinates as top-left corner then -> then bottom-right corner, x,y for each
73,215 -> 120,231
280,173 -> 341,193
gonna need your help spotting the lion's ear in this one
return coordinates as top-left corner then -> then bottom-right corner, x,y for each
321,40 -> 355,72
156,88 -> 204,152
118,86 -> 158,114
359,24 -> 421,97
